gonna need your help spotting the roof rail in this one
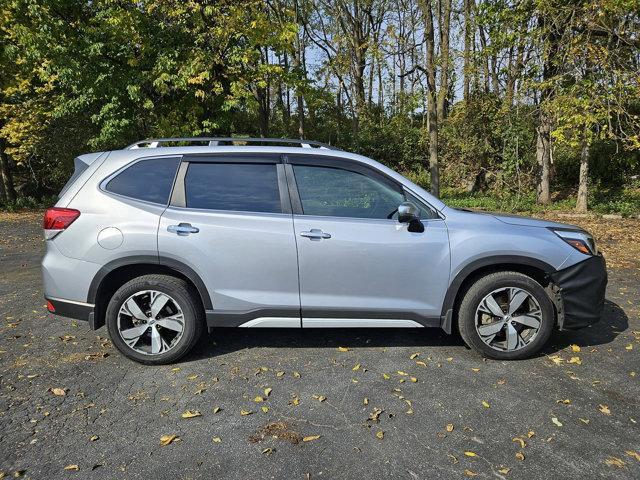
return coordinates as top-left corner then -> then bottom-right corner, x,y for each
125,137 -> 338,150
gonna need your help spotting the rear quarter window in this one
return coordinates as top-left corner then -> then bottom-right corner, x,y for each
105,157 -> 181,204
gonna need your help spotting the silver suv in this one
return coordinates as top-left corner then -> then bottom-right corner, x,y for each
42,138 -> 607,364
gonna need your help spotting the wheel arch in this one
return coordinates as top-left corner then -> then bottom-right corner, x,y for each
88,255 -> 212,330
440,255 -> 556,333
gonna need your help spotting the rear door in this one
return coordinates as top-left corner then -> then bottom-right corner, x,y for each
158,154 -> 301,327
286,154 -> 450,327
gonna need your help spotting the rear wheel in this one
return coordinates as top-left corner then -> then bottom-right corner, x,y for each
106,274 -> 204,364
458,271 -> 555,360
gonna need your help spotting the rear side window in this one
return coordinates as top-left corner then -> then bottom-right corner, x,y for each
184,163 -> 281,213
105,157 -> 180,204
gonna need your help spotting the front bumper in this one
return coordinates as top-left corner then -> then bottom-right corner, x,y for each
550,255 -> 607,330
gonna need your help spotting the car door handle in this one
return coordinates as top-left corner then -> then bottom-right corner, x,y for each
167,223 -> 199,236
300,229 -> 331,240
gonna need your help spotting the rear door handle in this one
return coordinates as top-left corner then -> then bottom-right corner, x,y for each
167,223 -> 199,236
300,229 -> 331,240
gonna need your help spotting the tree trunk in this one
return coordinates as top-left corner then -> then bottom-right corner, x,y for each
436,0 -> 453,123
535,111 -> 551,205
419,0 -> 439,197
0,138 -> 17,202
576,138 -> 589,213
463,0 -> 472,101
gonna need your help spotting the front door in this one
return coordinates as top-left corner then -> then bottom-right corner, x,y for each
158,155 -> 301,327
286,156 -> 450,327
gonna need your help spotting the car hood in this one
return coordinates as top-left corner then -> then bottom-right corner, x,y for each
489,212 -> 580,230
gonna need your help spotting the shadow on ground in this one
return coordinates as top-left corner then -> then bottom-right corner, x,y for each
184,298 -> 629,363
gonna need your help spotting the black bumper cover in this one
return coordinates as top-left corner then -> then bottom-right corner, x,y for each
550,255 -> 607,330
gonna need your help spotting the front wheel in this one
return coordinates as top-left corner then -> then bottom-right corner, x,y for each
106,274 -> 204,365
458,271 -> 555,360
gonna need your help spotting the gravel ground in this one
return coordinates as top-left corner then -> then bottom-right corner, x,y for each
0,213 -> 638,479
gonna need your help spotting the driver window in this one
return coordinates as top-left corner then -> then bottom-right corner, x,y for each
293,165 -> 404,219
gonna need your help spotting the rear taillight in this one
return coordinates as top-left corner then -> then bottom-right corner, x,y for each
43,207 -> 80,239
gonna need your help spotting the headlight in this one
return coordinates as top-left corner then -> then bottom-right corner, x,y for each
551,228 -> 597,255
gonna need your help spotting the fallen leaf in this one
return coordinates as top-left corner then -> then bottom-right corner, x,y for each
624,451 -> 640,461
568,356 -> 582,365
481,401 -> 490,408
352,363 -> 361,371
570,344 -> 581,352
382,373 -> 391,380
397,371 -> 408,376
262,448 -> 274,455
410,377 -> 418,383
464,470 -> 478,477
337,347 -> 349,352
551,417 -> 563,427
416,361 -> 427,367
605,457 -> 626,468
276,371 -> 285,377
498,467 -> 510,474
598,404 -> 611,415
254,396 -> 265,403
264,388 -> 272,397
89,435 -> 99,442
512,437 -> 526,448
159,434 -> 179,446
181,410 -> 202,419
303,435 -> 321,442
515,452 -> 525,461
471,368 -> 480,372
240,410 -> 254,416
289,396 -> 300,406
63,465 -> 79,471
187,374 -> 198,380
49,387 -> 66,396
292,371 -> 301,378
313,395 -> 326,402
625,344 -> 633,351
410,353 -> 420,359
212,407 -> 221,414
363,397 -> 369,405
212,436 -> 221,443
368,407 -> 383,422
579,418 -> 590,424
261,406 -> 269,413
527,431 -> 535,438
557,399 -> 571,404
376,430 -> 384,439
464,451 -> 477,457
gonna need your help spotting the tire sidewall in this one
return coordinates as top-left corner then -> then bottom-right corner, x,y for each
106,276 -> 201,364
458,273 -> 555,360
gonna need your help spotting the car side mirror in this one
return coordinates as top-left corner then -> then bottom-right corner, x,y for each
397,202 -> 424,233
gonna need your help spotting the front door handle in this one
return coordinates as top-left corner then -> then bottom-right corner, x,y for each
167,223 -> 199,236
300,229 -> 331,240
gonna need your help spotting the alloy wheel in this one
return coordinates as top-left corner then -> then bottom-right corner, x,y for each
474,287 -> 542,352
117,290 -> 185,355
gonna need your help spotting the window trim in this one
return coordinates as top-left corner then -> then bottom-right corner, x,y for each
169,156 -> 290,215
99,155 -> 183,207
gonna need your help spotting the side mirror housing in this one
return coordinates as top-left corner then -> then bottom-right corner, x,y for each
398,201 -> 420,223
397,201 -> 425,233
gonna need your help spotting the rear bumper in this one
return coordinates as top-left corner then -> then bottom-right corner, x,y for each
46,297 -> 94,323
550,255 -> 607,330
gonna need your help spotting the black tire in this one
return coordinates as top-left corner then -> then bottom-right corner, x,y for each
458,271 -> 555,360
106,274 -> 204,365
